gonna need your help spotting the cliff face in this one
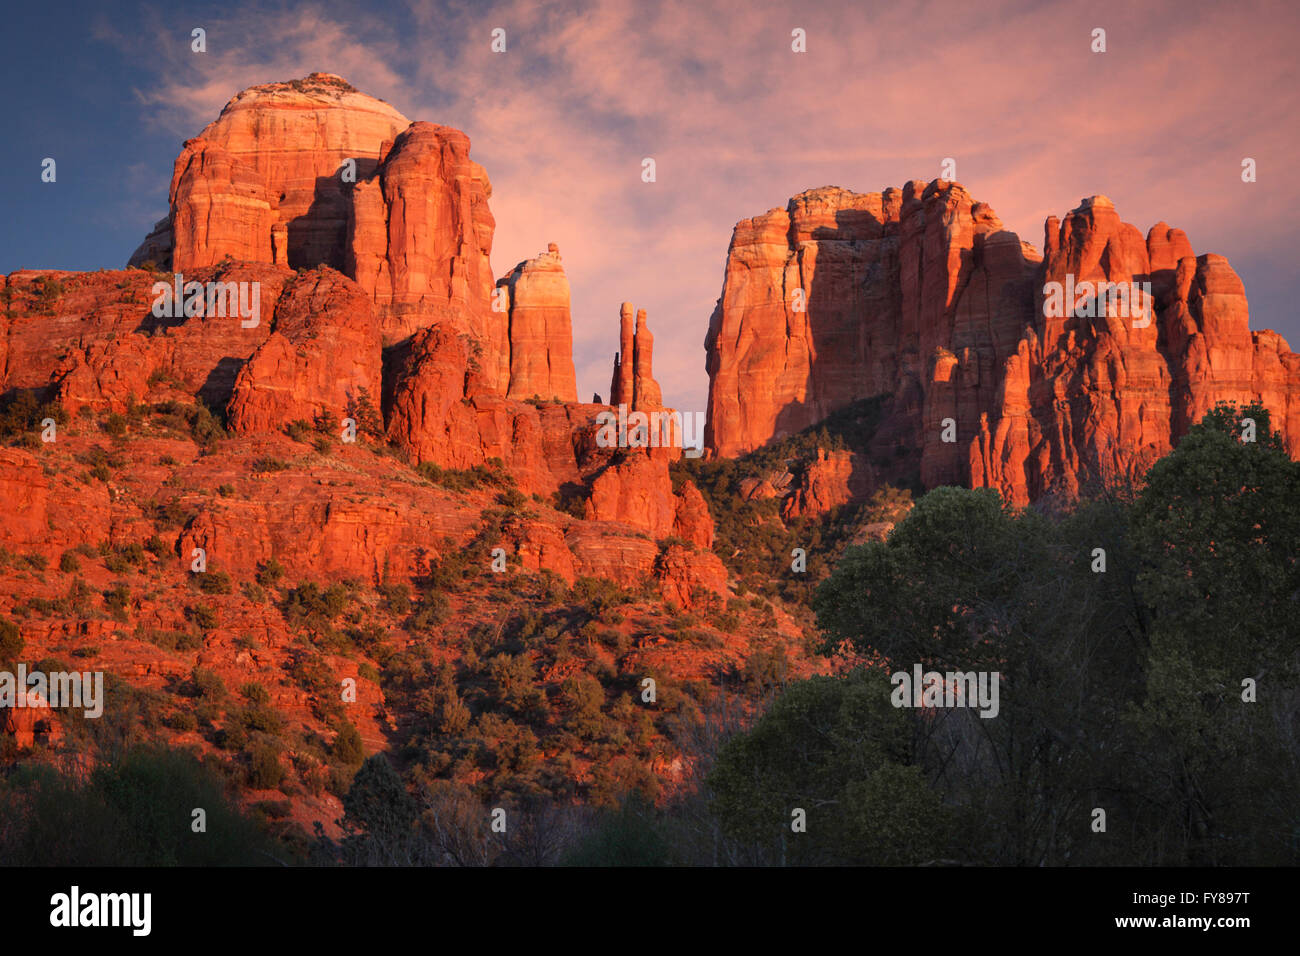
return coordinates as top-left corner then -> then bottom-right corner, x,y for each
88,76 -> 718,597
133,73 -> 410,274
128,74 -> 499,371
496,244 -> 579,403
704,180 -> 1300,504
345,121 -> 499,356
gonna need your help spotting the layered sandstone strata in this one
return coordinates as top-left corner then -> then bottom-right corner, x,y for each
131,73 -> 410,273
705,181 -> 1300,504
496,244 -> 579,402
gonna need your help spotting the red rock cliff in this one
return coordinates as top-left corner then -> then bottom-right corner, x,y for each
704,181 -> 1300,504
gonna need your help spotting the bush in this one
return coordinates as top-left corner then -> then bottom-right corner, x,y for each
0,619 -> 24,663
194,569 -> 232,594
0,744 -> 285,865
167,710 -> 198,732
284,581 -> 349,627
189,666 -> 226,700
378,581 -> 410,616
186,603 -> 218,630
103,413 -> 128,437
140,627 -> 202,652
240,682 -> 271,705
255,558 -> 284,588
246,743 -> 285,790
332,721 -> 365,766
103,583 -> 131,621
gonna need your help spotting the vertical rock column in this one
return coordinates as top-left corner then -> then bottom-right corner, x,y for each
632,308 -> 662,409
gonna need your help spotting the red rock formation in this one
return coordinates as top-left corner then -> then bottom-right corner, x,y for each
345,121 -> 499,356
0,449 -> 49,545
0,267 -> 290,415
632,308 -> 663,409
496,244 -> 579,402
610,303 -> 636,407
584,453 -> 678,538
167,139 -> 277,270
132,73 -> 410,273
781,447 -> 858,519
227,268 -> 382,435
671,480 -> 715,549
608,303 -> 663,410
705,181 -> 1300,504
66,73 -> 722,604
129,74 -> 502,381
655,544 -> 728,609
2,690 -> 63,751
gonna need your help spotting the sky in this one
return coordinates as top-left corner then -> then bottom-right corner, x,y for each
2,0 -> 1298,416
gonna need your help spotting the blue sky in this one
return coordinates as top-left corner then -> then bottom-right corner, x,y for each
3,0 -> 1298,414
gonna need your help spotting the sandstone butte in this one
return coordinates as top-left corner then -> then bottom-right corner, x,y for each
704,180 -> 1300,506
3,73 -> 725,614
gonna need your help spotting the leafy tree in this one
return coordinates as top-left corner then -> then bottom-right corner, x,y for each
0,745 -> 284,865
707,668 -> 947,865
339,755 -> 421,865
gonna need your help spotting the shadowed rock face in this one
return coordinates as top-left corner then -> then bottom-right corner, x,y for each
705,180 -> 1300,504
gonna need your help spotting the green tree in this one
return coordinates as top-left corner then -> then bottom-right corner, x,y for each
339,755 -> 421,865
707,668 -> 947,865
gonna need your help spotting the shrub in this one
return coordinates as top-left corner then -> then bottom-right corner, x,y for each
103,413 -> 128,437
186,603 -> 218,630
331,721 -> 365,766
140,628 -> 202,652
103,584 -> 131,621
255,558 -> 284,589
189,666 -> 226,700
0,619 -> 24,663
167,710 -> 198,732
246,742 -> 285,790
378,581 -> 410,616
240,682 -> 271,705
284,581 -> 349,626
194,569 -> 232,595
